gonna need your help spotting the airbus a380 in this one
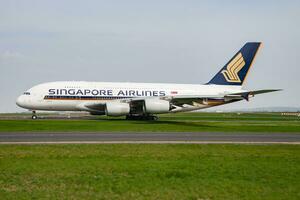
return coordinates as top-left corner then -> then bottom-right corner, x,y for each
16,42 -> 280,120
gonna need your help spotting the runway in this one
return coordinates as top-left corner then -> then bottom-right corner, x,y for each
0,132 -> 300,144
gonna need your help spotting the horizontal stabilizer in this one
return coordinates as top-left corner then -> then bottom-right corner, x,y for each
229,89 -> 282,96
225,89 -> 282,101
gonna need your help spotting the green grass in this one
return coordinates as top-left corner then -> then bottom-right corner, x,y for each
0,113 -> 299,132
0,144 -> 299,199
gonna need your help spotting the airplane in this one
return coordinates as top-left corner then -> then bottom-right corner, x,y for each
16,42 -> 280,120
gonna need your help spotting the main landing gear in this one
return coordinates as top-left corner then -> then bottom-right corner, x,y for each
31,111 -> 37,120
126,114 -> 158,121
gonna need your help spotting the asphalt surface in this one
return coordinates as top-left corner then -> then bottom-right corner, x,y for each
0,132 -> 300,144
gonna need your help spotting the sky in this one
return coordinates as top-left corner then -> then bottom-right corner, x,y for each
0,0 -> 299,112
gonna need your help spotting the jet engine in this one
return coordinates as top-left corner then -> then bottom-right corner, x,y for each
144,99 -> 171,114
105,102 -> 130,116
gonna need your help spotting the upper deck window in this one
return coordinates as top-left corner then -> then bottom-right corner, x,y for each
23,92 -> 31,95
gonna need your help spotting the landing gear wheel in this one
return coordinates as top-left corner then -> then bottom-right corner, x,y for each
31,111 -> 37,120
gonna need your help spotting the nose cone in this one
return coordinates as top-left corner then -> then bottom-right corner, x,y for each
16,95 -> 26,108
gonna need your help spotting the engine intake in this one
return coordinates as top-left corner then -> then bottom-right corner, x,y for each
144,99 -> 171,114
106,102 -> 130,116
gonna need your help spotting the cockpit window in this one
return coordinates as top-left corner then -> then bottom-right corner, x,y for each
23,92 -> 31,95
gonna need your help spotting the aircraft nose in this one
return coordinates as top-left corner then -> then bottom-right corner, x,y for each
16,95 -> 26,108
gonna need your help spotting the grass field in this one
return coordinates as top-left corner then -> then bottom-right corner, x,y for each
0,144 -> 299,200
0,112 -> 299,133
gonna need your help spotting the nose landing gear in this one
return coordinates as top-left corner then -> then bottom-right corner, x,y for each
31,111 -> 37,120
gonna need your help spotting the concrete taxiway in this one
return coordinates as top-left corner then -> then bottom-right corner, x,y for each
0,132 -> 299,144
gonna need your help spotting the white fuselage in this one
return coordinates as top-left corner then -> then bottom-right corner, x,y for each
16,81 -> 244,114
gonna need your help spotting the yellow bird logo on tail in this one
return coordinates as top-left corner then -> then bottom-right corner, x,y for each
221,53 -> 245,83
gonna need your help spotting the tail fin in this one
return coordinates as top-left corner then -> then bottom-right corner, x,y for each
207,42 -> 262,86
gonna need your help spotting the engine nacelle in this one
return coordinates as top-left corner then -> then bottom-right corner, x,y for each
144,99 -> 171,114
106,102 -> 130,116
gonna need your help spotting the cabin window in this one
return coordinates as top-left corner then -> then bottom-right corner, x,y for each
23,92 -> 30,95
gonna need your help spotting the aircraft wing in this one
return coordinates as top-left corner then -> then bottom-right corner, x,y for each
130,89 -> 282,106
76,101 -> 106,114
163,89 -> 281,106
76,89 -> 281,113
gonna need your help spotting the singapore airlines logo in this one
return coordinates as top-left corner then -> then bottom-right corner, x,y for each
221,53 -> 245,83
